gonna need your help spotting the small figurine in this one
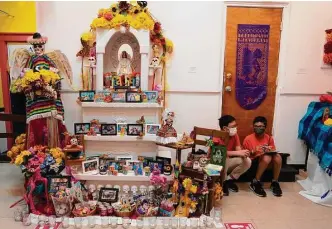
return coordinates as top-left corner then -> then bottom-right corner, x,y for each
87,127 -> 96,136
139,185 -> 147,195
163,164 -> 173,176
99,164 -> 107,175
88,184 -> 97,200
214,182 -> 223,201
149,44 -> 163,91
193,161 -> 200,170
144,166 -> 151,176
156,109 -> 178,145
123,185 -> 130,194
177,132 -> 194,146
131,186 -> 138,196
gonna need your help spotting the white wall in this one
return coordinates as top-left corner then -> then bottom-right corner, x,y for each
36,1 -> 332,164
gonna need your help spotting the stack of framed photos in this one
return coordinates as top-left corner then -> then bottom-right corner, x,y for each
79,90 -> 159,103
74,120 -> 161,137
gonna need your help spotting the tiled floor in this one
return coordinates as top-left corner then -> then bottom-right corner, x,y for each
0,163 -> 331,228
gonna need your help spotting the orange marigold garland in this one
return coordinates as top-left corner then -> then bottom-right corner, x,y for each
323,29 -> 332,65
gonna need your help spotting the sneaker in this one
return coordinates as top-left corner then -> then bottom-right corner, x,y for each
270,181 -> 283,197
227,179 -> 239,192
222,181 -> 229,196
250,181 -> 267,197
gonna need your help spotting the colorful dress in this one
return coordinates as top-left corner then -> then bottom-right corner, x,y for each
25,54 -> 67,148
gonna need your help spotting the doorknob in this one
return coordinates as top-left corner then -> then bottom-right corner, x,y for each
226,73 -> 232,79
225,86 -> 232,92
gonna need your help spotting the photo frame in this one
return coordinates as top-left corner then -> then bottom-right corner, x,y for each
90,119 -> 101,134
47,175 -> 71,194
145,124 -> 161,136
126,91 -> 142,103
142,91 -> 158,103
99,157 -> 116,168
138,156 -> 154,167
82,158 -> 99,175
95,90 -> 111,102
101,124 -> 117,136
148,160 -> 164,173
99,188 -> 119,203
117,123 -> 128,135
127,124 -> 144,136
111,91 -> 126,103
74,123 -> 91,135
79,90 -> 95,102
156,156 -> 171,165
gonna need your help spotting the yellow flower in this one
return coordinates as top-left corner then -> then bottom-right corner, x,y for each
56,158 -> 62,164
91,17 -> 109,29
81,31 -> 95,45
190,185 -> 197,194
21,150 -> 31,157
14,155 -> 24,165
166,38 -> 174,54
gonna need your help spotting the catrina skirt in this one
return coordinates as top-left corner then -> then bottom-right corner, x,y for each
27,117 -> 67,149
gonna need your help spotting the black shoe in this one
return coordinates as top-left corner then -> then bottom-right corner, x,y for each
227,179 -> 239,192
270,181 -> 283,197
223,181 -> 229,196
250,181 -> 267,197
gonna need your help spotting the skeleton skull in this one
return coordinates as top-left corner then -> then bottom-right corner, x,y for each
105,184 -> 112,189
123,185 -> 130,193
139,185 -> 147,194
70,137 -> 78,146
88,56 -> 96,66
150,57 -> 160,67
131,185 -> 138,194
88,184 -> 96,193
97,184 -> 104,191
148,185 -> 155,192
33,44 -> 45,56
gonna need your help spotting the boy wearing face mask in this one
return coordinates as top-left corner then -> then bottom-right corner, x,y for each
243,116 -> 283,197
213,115 -> 251,196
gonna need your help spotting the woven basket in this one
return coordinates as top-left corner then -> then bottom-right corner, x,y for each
72,207 -> 97,217
114,208 -> 135,217
136,206 -> 159,217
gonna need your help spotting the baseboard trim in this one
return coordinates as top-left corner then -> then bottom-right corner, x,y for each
288,164 -> 305,173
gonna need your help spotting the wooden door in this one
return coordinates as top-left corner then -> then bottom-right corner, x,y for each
222,7 -> 282,141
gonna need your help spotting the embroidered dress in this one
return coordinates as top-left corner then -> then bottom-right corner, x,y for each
25,54 -> 67,148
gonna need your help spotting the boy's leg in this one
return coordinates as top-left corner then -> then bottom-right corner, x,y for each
224,157 -> 252,193
255,155 -> 272,180
270,154 -> 283,197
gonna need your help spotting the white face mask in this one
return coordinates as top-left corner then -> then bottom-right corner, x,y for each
228,127 -> 237,136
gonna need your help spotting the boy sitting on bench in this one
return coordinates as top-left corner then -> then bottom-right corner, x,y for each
243,116 -> 283,197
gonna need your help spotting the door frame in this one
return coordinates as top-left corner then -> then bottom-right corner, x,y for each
219,1 -> 290,136
0,33 -> 33,147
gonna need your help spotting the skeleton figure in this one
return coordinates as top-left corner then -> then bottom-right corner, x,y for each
139,185 -> 147,195
213,149 -> 223,163
131,185 -> 138,195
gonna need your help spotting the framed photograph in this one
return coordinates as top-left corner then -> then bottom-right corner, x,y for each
112,91 -> 126,103
82,158 -> 99,175
90,119 -> 101,134
99,157 -> 115,168
99,188 -> 119,203
74,123 -> 91,135
116,123 -> 128,135
47,176 -> 71,194
145,124 -> 161,136
126,91 -> 142,103
142,91 -> 158,103
127,124 -> 144,136
95,90 -> 111,102
148,160 -> 164,173
101,124 -> 117,136
116,155 -> 133,161
138,156 -> 154,167
156,156 -> 171,165
79,90 -> 95,102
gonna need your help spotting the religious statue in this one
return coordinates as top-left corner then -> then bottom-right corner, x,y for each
117,51 -> 133,75
149,44 -> 163,91
10,32 -> 72,148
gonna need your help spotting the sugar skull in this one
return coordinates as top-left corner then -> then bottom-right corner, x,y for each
199,156 -> 209,168
99,164 -> 107,175
150,57 -> 160,67
70,137 -> 78,146
139,185 -> 147,194
131,185 -> 138,194
123,185 -> 130,193
163,164 -> 173,176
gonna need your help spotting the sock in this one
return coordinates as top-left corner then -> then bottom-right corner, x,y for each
227,175 -> 235,180
253,178 -> 260,183
272,179 -> 278,183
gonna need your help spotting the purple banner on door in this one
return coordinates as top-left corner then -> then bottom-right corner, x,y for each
235,24 -> 270,110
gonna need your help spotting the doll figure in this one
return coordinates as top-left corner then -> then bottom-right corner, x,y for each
156,109 -> 178,144
117,51 -> 133,75
149,44 -> 163,91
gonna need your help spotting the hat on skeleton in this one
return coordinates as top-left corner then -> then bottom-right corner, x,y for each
27,32 -> 48,45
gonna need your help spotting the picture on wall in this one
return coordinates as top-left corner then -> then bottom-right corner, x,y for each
145,124 -> 161,135
142,91 -> 158,103
126,91 -> 142,103
82,158 -> 99,175
148,160 -> 164,173
127,124 -> 143,136
48,176 -> 71,194
79,90 -> 95,102
99,188 -> 119,203
74,123 -> 91,135
101,124 -> 117,136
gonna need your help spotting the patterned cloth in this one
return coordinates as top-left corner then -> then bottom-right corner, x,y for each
298,102 -> 332,175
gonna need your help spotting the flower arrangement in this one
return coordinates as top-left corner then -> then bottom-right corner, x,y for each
10,68 -> 61,100
323,29 -> 332,65
10,145 -> 65,177
80,1 -> 173,56
7,134 -> 26,163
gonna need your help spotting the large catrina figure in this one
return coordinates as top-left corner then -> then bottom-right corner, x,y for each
10,32 -> 73,148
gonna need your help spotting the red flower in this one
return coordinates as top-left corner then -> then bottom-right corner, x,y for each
160,37 -> 166,45
104,11 -> 113,21
153,22 -> 162,34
